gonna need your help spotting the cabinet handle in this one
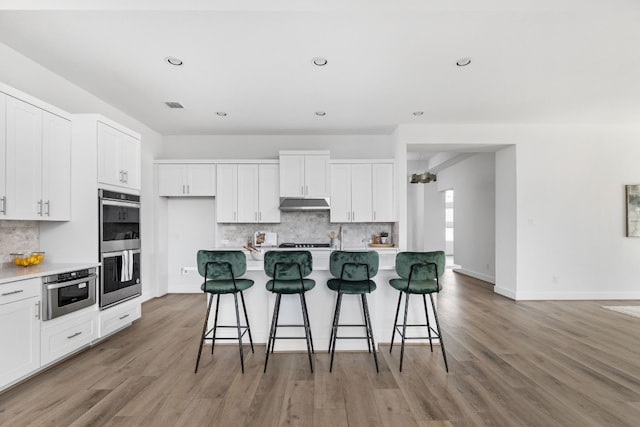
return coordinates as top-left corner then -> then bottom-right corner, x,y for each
233,212 -> 236,221
182,184 -> 186,194
67,331 -> 82,340
305,185 -> 309,196
2,289 -> 24,297
119,314 -> 130,320
373,211 -> 376,221
45,200 -> 50,216
301,185 -> 305,196
124,170 -> 128,183
352,211 -> 355,221
186,184 -> 190,194
119,170 -> 124,182
0,196 -> 5,214
259,212 -> 262,221
37,200 -> 43,216
35,301 -> 41,320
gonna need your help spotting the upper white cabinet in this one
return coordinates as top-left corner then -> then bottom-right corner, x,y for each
279,151 -> 330,198
4,95 -> 71,221
330,162 -> 395,223
216,163 -> 280,223
0,93 -> 6,217
97,121 -> 141,191
158,163 -> 216,197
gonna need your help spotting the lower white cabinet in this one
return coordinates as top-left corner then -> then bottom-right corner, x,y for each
40,307 -> 98,366
99,297 -> 141,338
0,278 -> 41,389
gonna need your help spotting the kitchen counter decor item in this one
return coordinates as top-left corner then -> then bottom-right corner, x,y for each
11,252 -> 45,267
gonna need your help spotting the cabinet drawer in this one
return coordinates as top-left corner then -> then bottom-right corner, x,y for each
99,297 -> 141,338
0,278 -> 40,305
41,308 -> 98,366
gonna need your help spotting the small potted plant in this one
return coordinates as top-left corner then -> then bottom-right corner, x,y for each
379,231 -> 390,244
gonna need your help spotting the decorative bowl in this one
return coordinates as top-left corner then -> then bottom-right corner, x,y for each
11,251 -> 45,267
250,250 -> 264,261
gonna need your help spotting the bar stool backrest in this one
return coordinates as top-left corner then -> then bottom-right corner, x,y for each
329,250 -> 379,281
197,250 -> 247,280
264,250 -> 313,279
395,251 -> 445,280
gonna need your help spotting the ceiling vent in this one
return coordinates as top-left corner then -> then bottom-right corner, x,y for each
165,102 -> 184,109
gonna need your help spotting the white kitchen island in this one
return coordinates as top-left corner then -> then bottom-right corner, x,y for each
202,248 -> 439,352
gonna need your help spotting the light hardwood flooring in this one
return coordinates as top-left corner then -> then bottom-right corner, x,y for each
1,271 -> 640,426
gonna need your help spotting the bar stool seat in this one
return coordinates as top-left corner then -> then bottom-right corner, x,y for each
264,250 -> 315,373
389,251 -> 448,372
327,250 -> 379,372
195,250 -> 254,374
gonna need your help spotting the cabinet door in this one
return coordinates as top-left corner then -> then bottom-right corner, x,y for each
216,164 -> 238,222
0,93 -> 6,217
330,164 -> 351,223
372,163 -> 395,222
158,164 -> 186,196
121,134 -> 141,190
304,154 -> 330,198
97,122 -> 123,187
350,164 -> 373,222
279,155 -> 305,197
5,96 -> 43,219
41,112 -> 71,220
258,164 -> 280,223
187,164 -> 216,196
237,164 -> 259,222
0,296 -> 41,388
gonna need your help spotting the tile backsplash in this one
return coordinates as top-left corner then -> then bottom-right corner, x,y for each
0,221 -> 40,265
217,211 -> 394,248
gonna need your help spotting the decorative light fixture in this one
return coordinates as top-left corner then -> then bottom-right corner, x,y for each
315,111 -> 326,116
215,112 -> 227,117
312,57 -> 328,66
412,111 -> 424,116
456,57 -> 471,67
410,153 -> 437,184
165,56 -> 183,66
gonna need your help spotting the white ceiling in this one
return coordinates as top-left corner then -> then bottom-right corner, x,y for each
0,0 -> 639,136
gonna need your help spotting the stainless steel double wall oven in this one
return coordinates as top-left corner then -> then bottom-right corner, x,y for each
98,189 -> 141,309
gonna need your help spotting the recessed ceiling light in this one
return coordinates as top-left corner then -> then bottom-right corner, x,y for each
165,102 -> 184,109
412,111 -> 424,116
215,112 -> 227,117
315,111 -> 326,116
456,57 -> 471,67
165,56 -> 183,66
312,57 -> 328,66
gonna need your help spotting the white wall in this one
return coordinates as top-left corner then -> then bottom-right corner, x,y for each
161,134 -> 394,160
398,123 -> 640,300
495,145 -> 517,298
422,184 -> 446,253
436,153 -> 496,282
0,42 -> 164,301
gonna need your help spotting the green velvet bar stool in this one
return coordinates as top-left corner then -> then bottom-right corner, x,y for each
327,250 -> 379,372
195,250 -> 254,374
389,251 -> 449,372
263,250 -> 315,373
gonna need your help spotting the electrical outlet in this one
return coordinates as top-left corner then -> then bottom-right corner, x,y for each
181,267 -> 189,276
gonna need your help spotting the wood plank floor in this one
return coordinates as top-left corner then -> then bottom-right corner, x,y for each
2,271 -> 640,426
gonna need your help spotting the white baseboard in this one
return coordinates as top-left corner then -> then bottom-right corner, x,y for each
452,268 -> 495,284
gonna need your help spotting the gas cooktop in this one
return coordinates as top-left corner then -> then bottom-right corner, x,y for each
278,242 -> 331,248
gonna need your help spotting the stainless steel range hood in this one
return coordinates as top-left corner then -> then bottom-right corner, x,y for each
279,197 -> 330,211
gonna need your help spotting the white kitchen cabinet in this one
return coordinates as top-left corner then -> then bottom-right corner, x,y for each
279,151 -> 330,198
372,163 -> 395,222
41,307 -> 98,366
99,296 -> 141,338
0,92 -> 6,217
4,95 -> 71,220
217,163 -> 281,223
0,279 -> 41,389
97,121 -> 141,191
330,162 -> 395,223
158,163 -> 216,197
330,163 -> 372,223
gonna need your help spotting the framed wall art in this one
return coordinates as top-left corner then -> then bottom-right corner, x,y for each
626,184 -> 640,237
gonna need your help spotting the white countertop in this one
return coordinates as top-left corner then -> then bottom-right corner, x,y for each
0,262 -> 101,285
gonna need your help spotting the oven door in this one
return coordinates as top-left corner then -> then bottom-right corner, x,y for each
44,275 -> 97,320
100,199 -> 141,252
100,249 -> 141,309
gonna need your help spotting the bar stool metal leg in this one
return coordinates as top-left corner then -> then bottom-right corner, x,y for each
422,294 -> 433,353
233,292 -> 245,373
329,293 -> 343,372
264,293 -> 281,373
390,291 -> 402,353
328,293 -> 340,353
195,293 -> 215,373
361,295 -> 372,354
211,294 -> 221,354
301,292 -> 315,353
300,292 -> 314,373
362,294 -> 379,372
430,294 -> 449,372
240,291 -> 254,353
400,292 -> 410,372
